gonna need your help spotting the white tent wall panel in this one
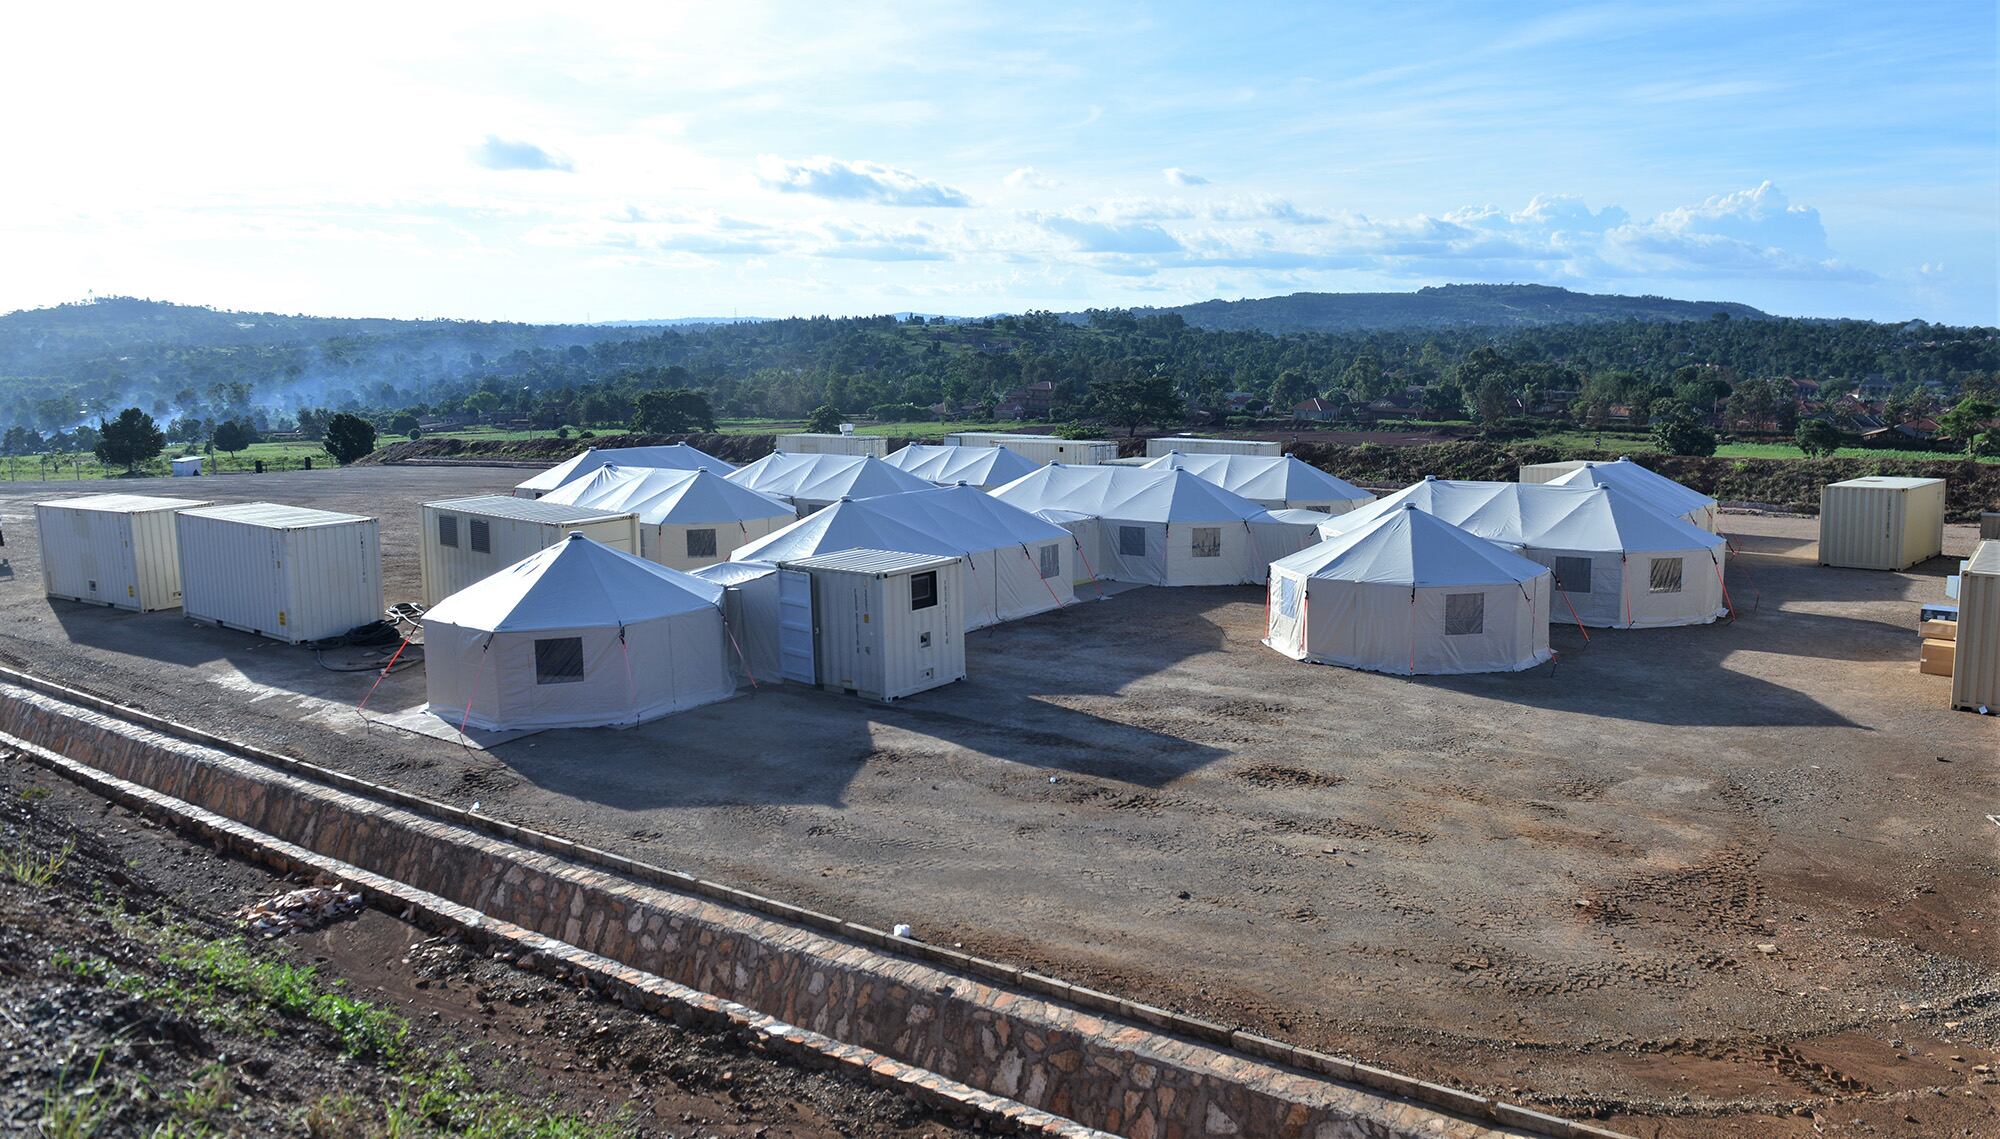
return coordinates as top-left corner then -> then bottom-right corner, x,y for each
1529,546 -> 1728,628
36,498 -> 204,612
420,505 -> 639,605
178,511 -> 383,644
1269,576 -> 1551,675
645,515 -> 789,571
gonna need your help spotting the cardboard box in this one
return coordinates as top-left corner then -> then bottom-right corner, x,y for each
1920,637 -> 1956,677
1922,618 -> 1958,641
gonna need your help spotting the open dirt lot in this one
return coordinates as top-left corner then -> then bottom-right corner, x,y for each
0,463 -> 1996,1137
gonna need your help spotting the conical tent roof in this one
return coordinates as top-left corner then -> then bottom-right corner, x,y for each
1141,452 -> 1372,506
425,533 -> 723,632
1321,478 -> 1721,554
1546,458 -> 1715,519
732,485 -> 1068,563
882,443 -> 1040,487
990,464 -> 1274,523
725,452 -> 934,503
541,464 -> 791,525
514,444 -> 735,496
1277,505 -> 1550,587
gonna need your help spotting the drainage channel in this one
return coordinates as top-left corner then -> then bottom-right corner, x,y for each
0,665 -> 1627,1139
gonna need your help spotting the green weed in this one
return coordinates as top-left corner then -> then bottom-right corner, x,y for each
3,836 -> 72,887
38,1048 -> 111,1139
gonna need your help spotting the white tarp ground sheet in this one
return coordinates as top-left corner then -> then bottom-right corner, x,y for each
723,452 -> 935,514
1266,505 -> 1554,675
989,465 -> 1320,586
1318,478 -> 1728,628
729,486 -> 1075,630
1545,458 -> 1719,532
881,443 -> 1041,490
513,444 -> 735,498
540,464 -> 794,570
422,534 -> 736,731
1141,452 -> 1374,514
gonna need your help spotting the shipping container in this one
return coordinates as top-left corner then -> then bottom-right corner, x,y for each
944,432 -> 1118,465
1144,436 -> 1282,458
35,494 -> 209,612
419,495 -> 639,605
774,432 -> 889,457
169,456 -> 204,477
177,503 -> 382,643
776,549 -> 966,700
1818,476 -> 1946,571
1980,512 -> 2000,541
1952,540 -> 2000,712
1519,461 -> 1589,484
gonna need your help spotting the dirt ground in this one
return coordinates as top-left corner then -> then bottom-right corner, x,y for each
0,750 -> 982,1137
0,463 -> 1996,1138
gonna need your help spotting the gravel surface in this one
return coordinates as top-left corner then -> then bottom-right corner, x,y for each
0,463 -> 1996,1137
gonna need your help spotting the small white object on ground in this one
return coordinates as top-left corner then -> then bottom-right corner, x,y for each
892,923 -> 914,939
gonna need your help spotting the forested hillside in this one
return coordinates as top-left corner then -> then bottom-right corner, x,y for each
1141,283 -> 1770,333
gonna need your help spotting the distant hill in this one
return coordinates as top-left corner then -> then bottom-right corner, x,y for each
1135,284 -> 1771,334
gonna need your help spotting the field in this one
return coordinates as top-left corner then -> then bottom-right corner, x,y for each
0,461 -> 1994,1137
0,440 -> 339,483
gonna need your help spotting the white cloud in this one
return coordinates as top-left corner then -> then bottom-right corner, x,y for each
1004,166 -> 1061,190
471,136 -> 574,173
755,155 -> 970,207
1163,167 -> 1209,186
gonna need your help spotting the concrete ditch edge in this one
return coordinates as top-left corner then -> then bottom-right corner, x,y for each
0,666 -> 1629,1139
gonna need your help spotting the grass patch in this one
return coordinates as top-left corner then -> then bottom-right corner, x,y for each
3,836 -> 72,887
162,939 -> 409,1061
380,1058 -> 632,1139
38,1048 -> 112,1139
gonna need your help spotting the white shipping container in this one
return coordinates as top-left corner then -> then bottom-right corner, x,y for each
1952,540 -> 2000,712
1818,476 -> 1947,571
35,494 -> 209,612
1144,437 -> 1281,458
777,549 -> 966,700
177,503 -> 383,643
774,432 -> 889,457
944,432 -> 1118,465
419,496 -> 640,605
1519,461 -> 1590,484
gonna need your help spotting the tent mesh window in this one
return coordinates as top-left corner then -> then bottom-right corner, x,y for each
533,637 -> 586,685
1444,592 -> 1485,636
1277,577 -> 1300,619
1038,543 -> 1060,579
1648,557 -> 1684,593
437,515 -> 458,548
686,529 -> 718,559
910,570 -> 938,610
1552,556 -> 1593,593
1191,527 -> 1222,558
469,518 -> 491,554
1118,526 -> 1146,557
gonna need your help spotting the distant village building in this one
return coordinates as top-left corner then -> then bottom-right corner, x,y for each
1292,397 -> 1341,423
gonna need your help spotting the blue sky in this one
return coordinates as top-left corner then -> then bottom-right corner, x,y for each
1,2 -> 1993,324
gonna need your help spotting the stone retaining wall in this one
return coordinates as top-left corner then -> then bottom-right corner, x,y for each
0,675 -> 1622,1139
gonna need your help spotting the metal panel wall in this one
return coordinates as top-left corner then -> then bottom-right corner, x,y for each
1951,541 -> 2000,712
1819,479 -> 1946,571
1519,461 -> 1589,485
179,512 -> 382,643
419,505 -> 639,605
775,433 -> 889,457
1145,438 -> 1282,457
35,499 -> 201,612
803,559 -> 965,700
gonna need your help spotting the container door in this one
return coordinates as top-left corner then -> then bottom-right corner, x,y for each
777,569 -> 817,685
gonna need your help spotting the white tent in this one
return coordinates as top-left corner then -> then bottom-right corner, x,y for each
422,534 -> 735,731
691,559 -> 782,687
1267,505 -> 1554,675
989,465 -> 1320,586
731,486 -> 1075,629
1317,478 -> 1728,628
1141,452 -> 1374,515
724,452 -> 935,514
513,444 -> 735,499
539,464 -> 793,570
1545,458 -> 1719,532
882,443 -> 1041,490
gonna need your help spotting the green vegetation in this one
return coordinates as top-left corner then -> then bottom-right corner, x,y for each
3,835 -> 71,887
322,412 -> 377,465
1149,283 -> 1769,333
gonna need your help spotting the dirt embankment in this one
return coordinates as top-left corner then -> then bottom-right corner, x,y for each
1288,441 -> 2000,520
365,432 -> 788,468
0,756 -> 979,1138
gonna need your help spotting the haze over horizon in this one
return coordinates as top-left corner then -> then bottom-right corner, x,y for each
2,3 -> 1993,326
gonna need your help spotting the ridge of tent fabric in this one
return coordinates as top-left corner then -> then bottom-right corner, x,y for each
513,444 -> 735,497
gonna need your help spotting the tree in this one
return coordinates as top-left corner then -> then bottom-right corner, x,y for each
94,408 -> 166,472
1469,377 -> 1510,426
1269,369 -> 1314,410
634,389 -> 718,435
1650,402 -> 1717,457
389,412 -> 420,436
1794,418 -> 1844,457
1087,368 -> 1185,438
212,420 -> 253,456
1938,397 -> 1998,456
323,413 -> 377,465
1,425 -> 41,455
803,404 -> 844,434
